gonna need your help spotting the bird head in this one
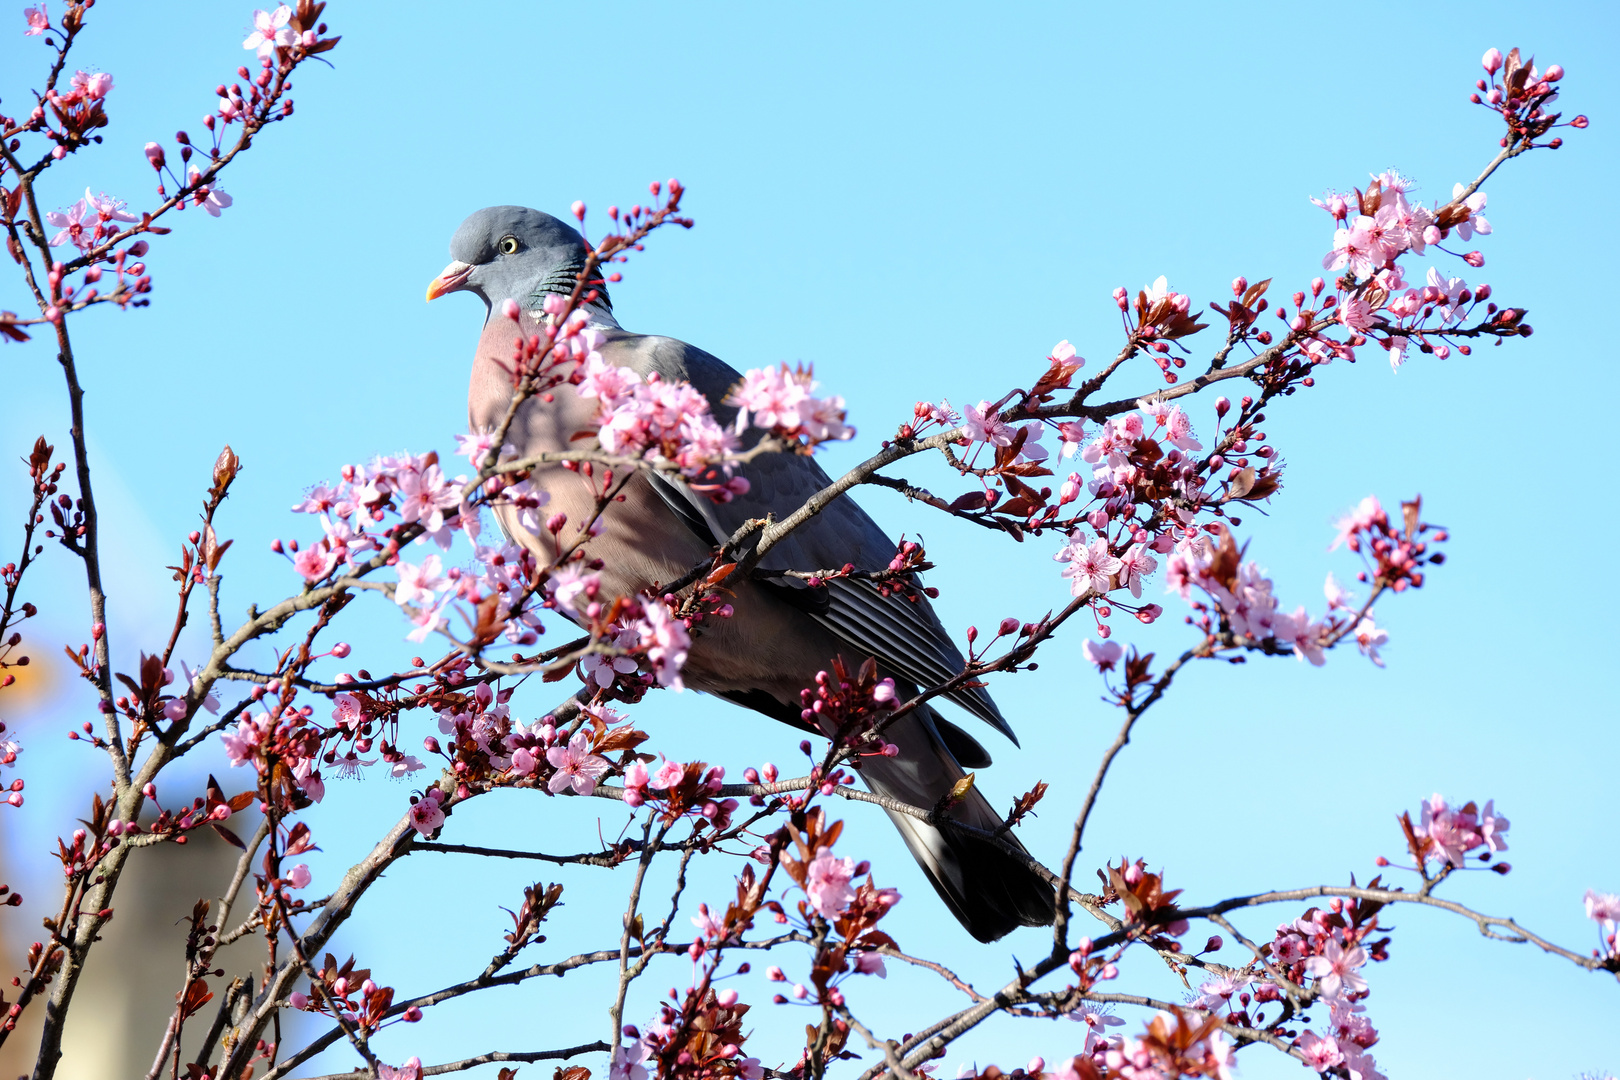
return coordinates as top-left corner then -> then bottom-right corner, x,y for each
425,205 -> 611,315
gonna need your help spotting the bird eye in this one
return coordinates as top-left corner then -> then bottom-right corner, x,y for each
497,235 -> 520,256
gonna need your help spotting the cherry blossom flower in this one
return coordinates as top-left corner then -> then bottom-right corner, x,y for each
1330,495 -> 1383,550
1478,799 -> 1510,853
186,169 -> 233,216
1060,535 -> 1122,597
1304,939 -> 1368,998
852,950 -> 887,977
395,554 -> 448,608
644,761 -> 685,795
962,400 -> 1014,447
1117,543 -> 1157,598
377,1058 -> 422,1080
690,902 -> 726,939
1450,183 -> 1491,240
395,463 -> 461,534
45,199 -> 96,251
545,731 -> 610,795
582,626 -> 641,689
285,863 -> 311,889
1057,422 -> 1087,459
243,5 -> 295,58
1424,266 -> 1470,325
609,1038 -> 653,1080
408,791 -> 445,836
1353,616 -> 1387,667
180,661 -> 220,715
728,365 -> 808,431
331,692 -> 364,733
1311,192 -> 1350,220
389,755 -> 425,779
221,714 -> 268,767
1323,573 -> 1355,611
24,4 -> 47,35
1081,639 -> 1122,671
1585,890 -> 1620,931
804,853 -> 856,918
636,599 -> 690,690
454,431 -> 510,465
291,544 -> 337,582
1417,793 -> 1483,867
1297,1031 -> 1344,1072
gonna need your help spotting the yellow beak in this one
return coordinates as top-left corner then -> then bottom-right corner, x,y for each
426,260 -> 474,302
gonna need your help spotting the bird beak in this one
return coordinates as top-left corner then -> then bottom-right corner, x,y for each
426,260 -> 474,302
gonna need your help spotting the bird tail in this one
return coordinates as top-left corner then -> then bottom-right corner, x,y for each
857,706 -> 1056,943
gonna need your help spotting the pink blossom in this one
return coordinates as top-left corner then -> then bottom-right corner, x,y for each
582,626 -> 641,689
408,792 -> 445,836
545,731 -> 610,795
1353,616 -> 1387,667
852,950 -> 886,977
45,199 -> 96,251
636,599 -> 690,690
609,1039 -> 652,1080
1117,543 -> 1157,598
285,863 -> 311,889
377,1059 -> 422,1080
454,431 -> 509,466
390,755 -> 425,779
221,714 -> 268,767
1584,890 -> 1620,930
1330,495 -> 1383,550
690,903 -> 725,939
243,5 -> 295,58
1323,573 -> 1355,610
650,759 -> 685,790
185,169 -> 233,216
396,463 -> 462,533
395,554 -> 447,608
1161,405 -> 1200,451
962,400 -> 1014,447
1081,638 -> 1122,672
1311,192 -> 1350,220
1304,939 -> 1368,998
330,691 -> 364,732
1417,793 -> 1482,867
1338,296 -> 1376,331
1057,422 -> 1086,459
1049,339 -> 1080,366
728,365 -> 808,431
292,544 -> 337,582
577,353 -> 641,409
1450,183 -> 1491,240
1478,799 -> 1510,853
1060,535 -> 1122,597
804,853 -> 857,918
24,4 -> 47,35
1297,1031 -> 1344,1072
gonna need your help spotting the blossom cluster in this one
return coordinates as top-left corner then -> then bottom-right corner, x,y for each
1395,792 -> 1510,871
724,363 -> 854,445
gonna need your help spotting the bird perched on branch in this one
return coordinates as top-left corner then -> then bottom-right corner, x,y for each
428,205 -> 1055,942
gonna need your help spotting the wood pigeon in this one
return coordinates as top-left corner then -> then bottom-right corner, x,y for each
429,206 -> 1055,942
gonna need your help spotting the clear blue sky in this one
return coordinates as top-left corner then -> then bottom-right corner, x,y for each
2,2 -> 1616,1078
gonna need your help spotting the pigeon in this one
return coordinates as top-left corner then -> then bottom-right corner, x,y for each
429,206 -> 1055,941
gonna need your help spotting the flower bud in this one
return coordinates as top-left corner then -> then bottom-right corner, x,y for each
1482,48 -> 1503,73
570,200 -> 586,221
144,142 -> 165,169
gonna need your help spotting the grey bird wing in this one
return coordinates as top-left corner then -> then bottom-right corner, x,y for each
603,332 -> 1015,744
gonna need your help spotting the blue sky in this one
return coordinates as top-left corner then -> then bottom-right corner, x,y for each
2,2 -> 1616,1079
